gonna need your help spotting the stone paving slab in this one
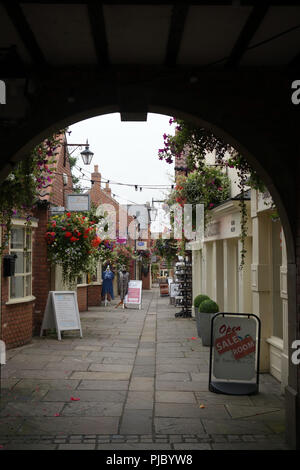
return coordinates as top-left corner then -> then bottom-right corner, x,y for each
87,364 -> 132,373
5,369 -> 74,379
78,380 -> 129,390
0,288 -> 290,450
120,410 -> 153,434
42,390 -> 127,402
155,417 -> 205,434
155,403 -> 230,420
12,379 -> 80,391
156,380 -> 208,391
125,391 -> 154,410
70,371 -> 131,381
202,418 -> 272,435
156,391 -> 197,404
225,405 -> 282,419
243,409 -> 286,433
17,417 -> 119,435
60,401 -> 123,417
0,402 -> 65,417
129,377 -> 154,391
132,365 -> 155,377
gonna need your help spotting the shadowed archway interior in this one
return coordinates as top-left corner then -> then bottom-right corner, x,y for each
1,1 -> 300,449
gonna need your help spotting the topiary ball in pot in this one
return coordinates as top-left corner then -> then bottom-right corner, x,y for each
193,294 -> 210,337
199,299 -> 219,314
199,299 -> 219,346
193,294 -> 210,309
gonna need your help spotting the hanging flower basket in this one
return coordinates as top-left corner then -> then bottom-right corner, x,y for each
46,211 -> 104,286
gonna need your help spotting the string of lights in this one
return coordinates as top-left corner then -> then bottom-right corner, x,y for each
71,164 -> 175,191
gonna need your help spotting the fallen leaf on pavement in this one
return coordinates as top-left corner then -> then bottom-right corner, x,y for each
199,404 -> 205,409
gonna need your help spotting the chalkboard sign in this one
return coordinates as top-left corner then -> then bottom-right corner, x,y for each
40,291 -> 83,340
124,280 -> 142,310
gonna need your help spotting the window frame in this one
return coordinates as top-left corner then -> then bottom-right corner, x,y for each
6,219 -> 37,304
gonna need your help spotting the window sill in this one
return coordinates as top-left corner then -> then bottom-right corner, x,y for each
266,336 -> 283,351
6,295 -> 36,305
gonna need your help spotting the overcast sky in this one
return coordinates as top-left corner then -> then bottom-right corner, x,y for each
68,113 -> 176,232
68,113 -> 175,204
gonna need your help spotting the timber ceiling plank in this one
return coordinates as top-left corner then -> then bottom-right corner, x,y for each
165,3 -> 189,66
225,4 -> 269,68
87,1 -> 110,66
3,1 -> 46,65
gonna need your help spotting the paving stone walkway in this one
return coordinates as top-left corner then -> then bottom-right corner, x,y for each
0,288 -> 289,450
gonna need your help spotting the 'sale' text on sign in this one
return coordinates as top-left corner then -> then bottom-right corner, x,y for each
213,315 -> 257,381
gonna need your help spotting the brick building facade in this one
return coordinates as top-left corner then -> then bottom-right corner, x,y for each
1,133 -> 74,348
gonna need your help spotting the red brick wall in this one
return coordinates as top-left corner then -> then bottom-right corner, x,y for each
77,286 -> 88,311
32,133 -> 74,333
45,135 -> 73,207
142,269 -> 151,290
32,205 -> 52,334
1,255 -> 34,348
1,302 -> 33,349
89,165 -> 135,241
87,284 -> 102,307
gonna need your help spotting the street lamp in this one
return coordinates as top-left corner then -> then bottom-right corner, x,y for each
63,138 -> 94,166
80,140 -> 94,165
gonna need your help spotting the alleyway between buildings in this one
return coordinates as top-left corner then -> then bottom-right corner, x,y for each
0,288 -> 288,450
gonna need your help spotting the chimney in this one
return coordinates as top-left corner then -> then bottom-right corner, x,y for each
104,181 -> 111,196
91,164 -> 101,188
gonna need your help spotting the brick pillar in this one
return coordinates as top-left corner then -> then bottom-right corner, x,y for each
32,203 -> 52,335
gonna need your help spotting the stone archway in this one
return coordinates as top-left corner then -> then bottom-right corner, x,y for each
0,71 -> 299,448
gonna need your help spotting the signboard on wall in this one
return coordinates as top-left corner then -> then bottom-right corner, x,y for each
124,280 -> 142,309
40,291 -> 83,340
209,313 -> 260,395
170,282 -> 180,298
66,194 -> 90,212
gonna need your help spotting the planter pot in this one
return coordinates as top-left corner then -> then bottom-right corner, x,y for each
195,309 -> 201,337
199,312 -> 217,346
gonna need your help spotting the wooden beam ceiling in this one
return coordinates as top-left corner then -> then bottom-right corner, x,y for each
225,4 -> 269,68
3,1 -> 46,66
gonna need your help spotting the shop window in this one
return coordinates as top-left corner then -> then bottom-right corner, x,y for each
9,227 -> 32,299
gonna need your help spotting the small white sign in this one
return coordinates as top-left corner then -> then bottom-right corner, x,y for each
66,194 -> 90,212
170,282 -> 180,298
40,291 -> 82,340
0,340 -> 6,364
124,280 -> 142,309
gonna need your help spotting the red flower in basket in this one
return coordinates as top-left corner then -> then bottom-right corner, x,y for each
64,232 -> 72,238
91,236 -> 101,247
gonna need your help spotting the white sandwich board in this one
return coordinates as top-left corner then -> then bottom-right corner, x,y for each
124,280 -> 142,310
40,291 -> 82,340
